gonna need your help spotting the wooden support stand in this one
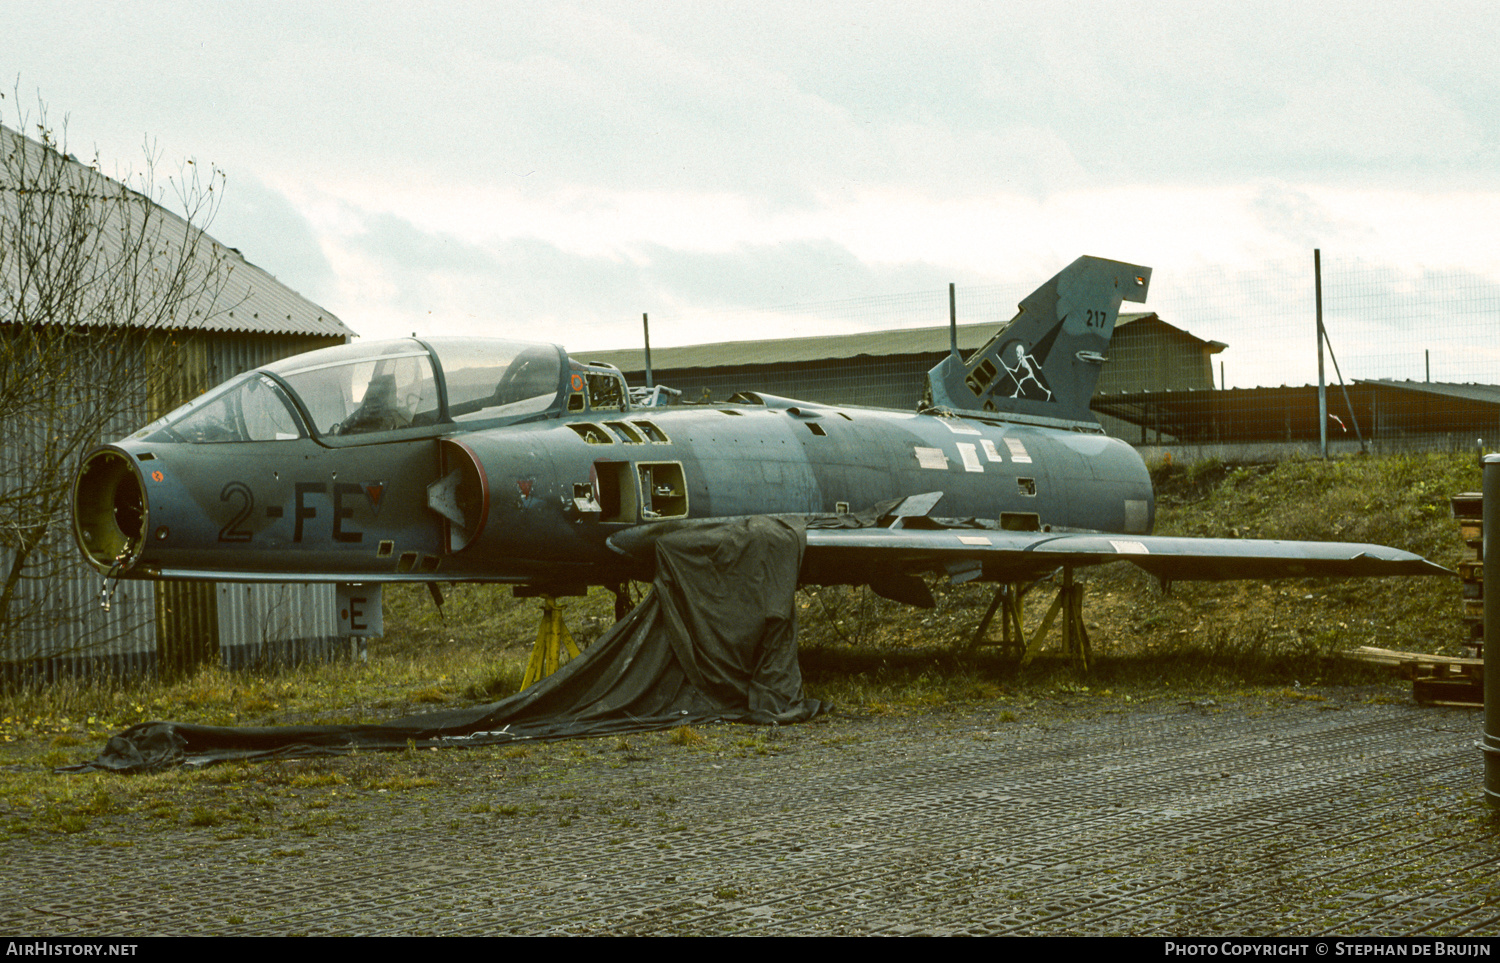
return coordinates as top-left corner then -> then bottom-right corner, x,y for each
969,568 -> 1092,670
968,583 -> 1025,659
1444,491 -> 1484,706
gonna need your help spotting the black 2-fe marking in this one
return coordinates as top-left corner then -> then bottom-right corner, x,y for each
218,481 -> 254,543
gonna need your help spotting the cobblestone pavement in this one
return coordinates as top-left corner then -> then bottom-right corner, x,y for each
4,693 -> 1498,936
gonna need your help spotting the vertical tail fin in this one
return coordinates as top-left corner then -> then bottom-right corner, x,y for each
925,256 -> 1151,426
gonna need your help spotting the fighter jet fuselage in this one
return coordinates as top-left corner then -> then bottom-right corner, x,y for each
73,257 -> 1447,600
76,394 -> 1153,589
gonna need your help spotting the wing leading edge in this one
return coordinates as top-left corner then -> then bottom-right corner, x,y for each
802,527 -> 1452,583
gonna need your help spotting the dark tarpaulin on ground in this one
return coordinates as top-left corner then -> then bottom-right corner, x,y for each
65,516 -> 822,774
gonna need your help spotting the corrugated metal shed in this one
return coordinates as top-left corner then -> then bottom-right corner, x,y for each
578,312 -> 1228,422
0,123 -> 359,682
216,583 -> 357,670
580,313 -> 1220,372
580,320 -> 1017,371
1362,380 -> 1500,407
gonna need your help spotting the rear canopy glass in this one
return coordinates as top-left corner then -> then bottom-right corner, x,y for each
424,338 -> 563,424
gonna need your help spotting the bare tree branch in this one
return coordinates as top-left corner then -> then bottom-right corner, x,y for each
0,94 -> 235,661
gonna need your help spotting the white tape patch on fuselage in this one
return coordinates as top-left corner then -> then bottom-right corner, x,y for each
956,442 -> 983,472
1004,437 -> 1032,463
1109,540 -> 1149,554
915,446 -> 949,470
980,439 -> 1004,462
941,419 -> 981,435
957,535 -> 992,546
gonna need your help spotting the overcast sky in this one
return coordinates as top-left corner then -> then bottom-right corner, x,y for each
5,0 -> 1498,368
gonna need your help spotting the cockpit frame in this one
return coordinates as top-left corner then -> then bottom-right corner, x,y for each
135,338 -> 572,449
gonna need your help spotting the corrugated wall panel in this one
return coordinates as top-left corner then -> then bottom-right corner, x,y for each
216,582 -> 359,670
155,581 -> 219,678
2,327 -> 351,683
0,325 -> 157,676
142,331 -> 345,425
0,571 -> 158,683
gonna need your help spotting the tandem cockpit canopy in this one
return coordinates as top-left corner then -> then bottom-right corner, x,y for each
134,338 -> 570,445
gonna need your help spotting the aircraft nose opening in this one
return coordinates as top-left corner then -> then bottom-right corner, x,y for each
74,449 -> 148,569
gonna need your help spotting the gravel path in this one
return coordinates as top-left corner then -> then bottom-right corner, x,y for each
4,691 -> 1496,936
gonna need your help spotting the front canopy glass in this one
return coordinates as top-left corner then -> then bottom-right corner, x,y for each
141,373 -> 306,444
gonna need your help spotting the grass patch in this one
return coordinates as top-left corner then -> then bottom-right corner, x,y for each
0,453 -> 1470,842
666,726 -> 706,746
186,806 -> 229,828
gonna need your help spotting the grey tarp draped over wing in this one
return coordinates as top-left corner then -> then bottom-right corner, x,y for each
66,516 -> 822,774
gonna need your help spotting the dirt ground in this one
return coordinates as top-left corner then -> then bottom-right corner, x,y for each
2,684 -> 1496,937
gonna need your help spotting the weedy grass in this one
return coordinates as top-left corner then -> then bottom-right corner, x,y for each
801,451 -> 1474,665
0,582 -> 606,740
0,453 -> 1472,838
0,585 -> 571,840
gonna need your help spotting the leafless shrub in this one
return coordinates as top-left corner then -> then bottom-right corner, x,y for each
0,91 -> 234,662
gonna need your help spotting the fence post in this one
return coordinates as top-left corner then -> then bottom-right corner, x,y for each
1484,453 -> 1500,806
1316,249 -> 1328,459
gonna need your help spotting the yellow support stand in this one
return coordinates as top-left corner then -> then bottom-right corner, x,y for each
521,596 -> 582,688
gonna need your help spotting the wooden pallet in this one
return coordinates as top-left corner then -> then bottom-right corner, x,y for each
1347,645 -> 1483,707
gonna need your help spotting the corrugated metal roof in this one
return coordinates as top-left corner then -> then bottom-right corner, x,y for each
1357,378 -> 1500,405
580,312 -> 1170,371
0,124 -> 354,339
1092,379 -> 1500,443
186,241 -> 353,338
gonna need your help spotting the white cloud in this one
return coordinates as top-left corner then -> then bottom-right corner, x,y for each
1243,69 -> 1483,169
6,0 -> 1498,359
